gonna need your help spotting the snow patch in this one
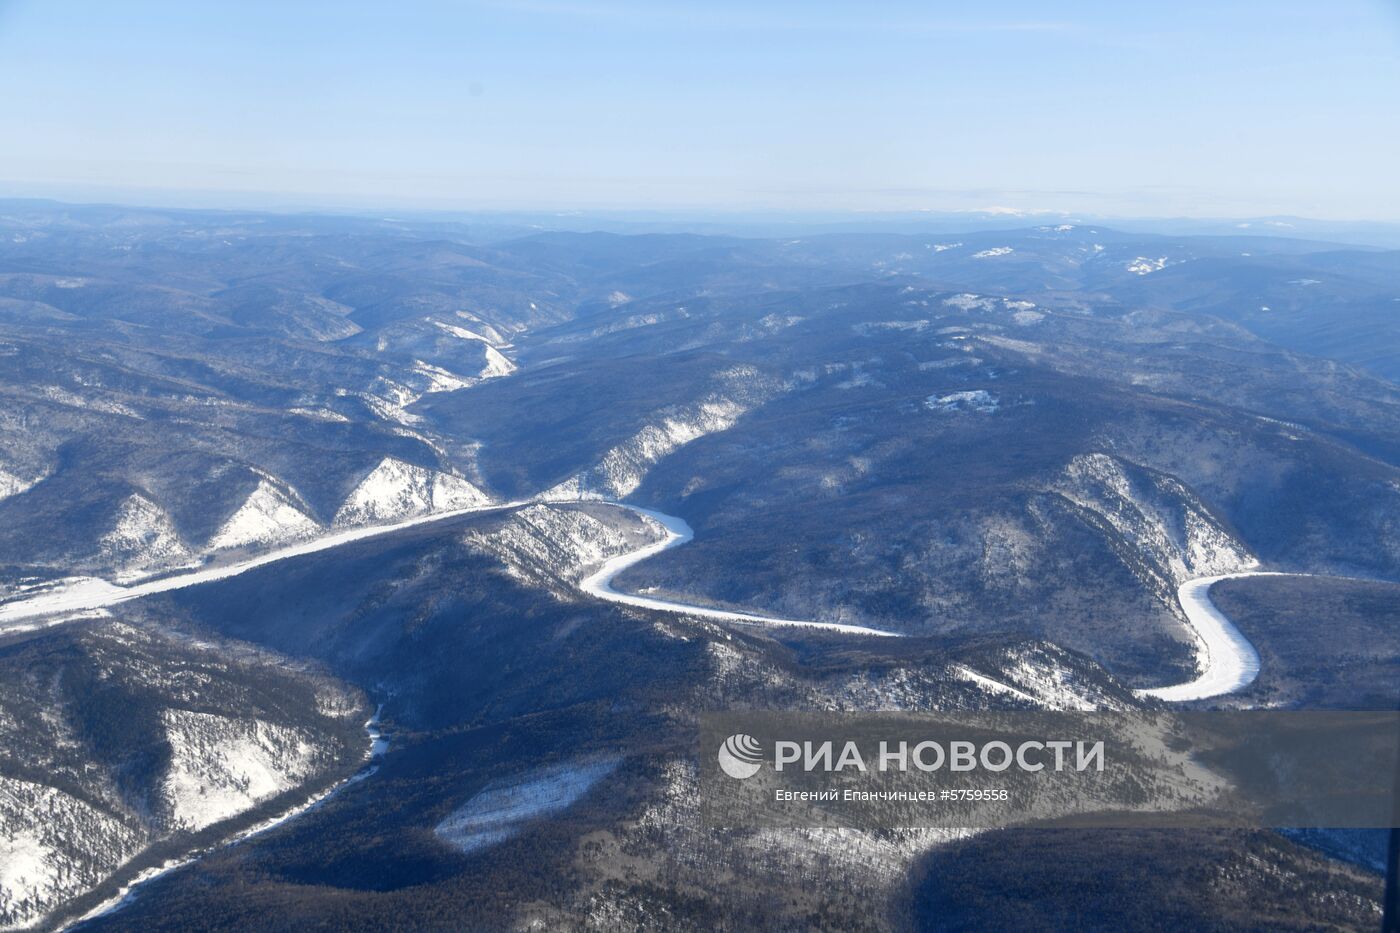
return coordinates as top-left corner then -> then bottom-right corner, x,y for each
918,357 -> 981,371
38,385 -> 140,419
926,390 -> 999,413
852,320 -> 930,336
943,294 -> 997,312
288,407 -> 350,423
955,645 -> 1133,711
951,666 -> 1037,705
997,647 -> 1121,711
835,366 -> 878,390
1127,256 -> 1168,275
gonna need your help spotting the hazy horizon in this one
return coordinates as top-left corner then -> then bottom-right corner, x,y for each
2,0 -> 1398,221
10,192 -> 1400,254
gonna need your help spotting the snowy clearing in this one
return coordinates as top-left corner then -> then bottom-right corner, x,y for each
435,758 -> 620,855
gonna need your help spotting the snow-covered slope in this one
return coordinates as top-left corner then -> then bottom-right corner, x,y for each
479,345 -> 517,380
370,320 -> 516,391
0,777 -> 145,931
540,399 -> 748,501
1053,454 -> 1275,701
434,320 -> 509,347
0,469 -> 36,504
411,361 -> 475,394
542,367 -> 782,501
334,457 -> 491,527
466,503 -> 667,595
97,494 -> 196,583
345,334 -> 517,431
1056,453 -> 1256,604
0,621 -> 364,930
951,643 -> 1136,711
0,499 -> 516,633
403,348 -> 512,394
158,710 -> 326,832
208,479 -> 319,551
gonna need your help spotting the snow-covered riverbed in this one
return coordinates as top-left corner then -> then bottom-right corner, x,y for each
579,505 -> 897,637
583,506 -> 1292,703
1134,572 -> 1288,702
0,501 -> 525,633
1,495 -> 1285,703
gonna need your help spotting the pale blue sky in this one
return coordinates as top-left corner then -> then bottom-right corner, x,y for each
1,0 -> 1397,218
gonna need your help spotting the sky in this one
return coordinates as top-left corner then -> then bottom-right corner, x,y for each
0,0 -> 1397,219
